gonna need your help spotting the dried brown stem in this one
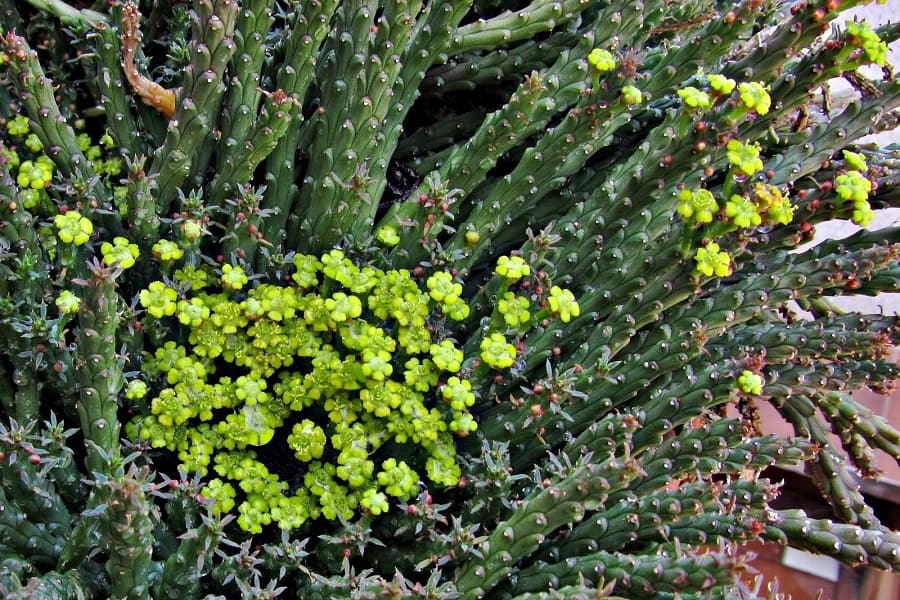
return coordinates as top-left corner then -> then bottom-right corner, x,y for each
120,0 -> 177,118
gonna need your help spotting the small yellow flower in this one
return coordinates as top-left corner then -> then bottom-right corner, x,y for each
55,290 -> 81,315
707,74 -> 736,94
54,211 -> 93,246
587,48 -> 616,72
726,139 -> 764,175
548,287 -> 580,323
139,281 -> 178,318
221,264 -> 249,290
152,239 -> 184,262
694,242 -> 731,278
737,82 -> 771,115
737,370 -> 763,395
620,85 -> 643,106
495,255 -> 530,280
100,236 -> 139,269
480,333 -> 517,369
677,87 -> 711,109
375,225 -> 400,246
842,150 -> 867,172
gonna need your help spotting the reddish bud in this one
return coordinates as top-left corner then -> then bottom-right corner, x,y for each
406,504 -> 417,515
530,404 -> 543,417
29,453 -> 41,465
549,393 -> 559,403
532,383 -> 544,394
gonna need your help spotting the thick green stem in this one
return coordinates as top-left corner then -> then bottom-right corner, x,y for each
75,264 -> 124,474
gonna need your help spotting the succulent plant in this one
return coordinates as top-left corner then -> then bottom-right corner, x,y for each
1,0 -> 899,598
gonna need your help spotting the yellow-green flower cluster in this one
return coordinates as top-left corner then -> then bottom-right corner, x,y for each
152,239 -> 184,263
834,151 -> 874,226
694,241 -> 731,278
725,195 -> 762,228
139,281 -> 178,318
6,114 -> 29,137
707,74 -> 736,95
54,211 -> 93,246
495,255 -> 530,280
737,82 -> 771,115
483,255 -> 580,369
375,225 -> 400,246
129,251 -> 486,531
16,157 -> 53,190
737,370 -> 764,395
587,48 -> 615,73
100,236 -> 140,269
679,73 -> 771,122
677,183 -> 793,236
845,21 -> 888,67
677,188 -> 718,224
751,183 -> 794,226
726,140 -> 764,176
55,290 -> 81,315
548,286 -> 580,323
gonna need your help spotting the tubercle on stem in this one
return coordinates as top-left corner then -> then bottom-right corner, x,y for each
121,0 -> 177,119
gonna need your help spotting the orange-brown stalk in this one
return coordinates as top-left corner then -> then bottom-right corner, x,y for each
121,0 -> 177,119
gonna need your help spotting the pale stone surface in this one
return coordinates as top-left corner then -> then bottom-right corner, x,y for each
809,2 -> 900,313
838,0 -> 900,145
